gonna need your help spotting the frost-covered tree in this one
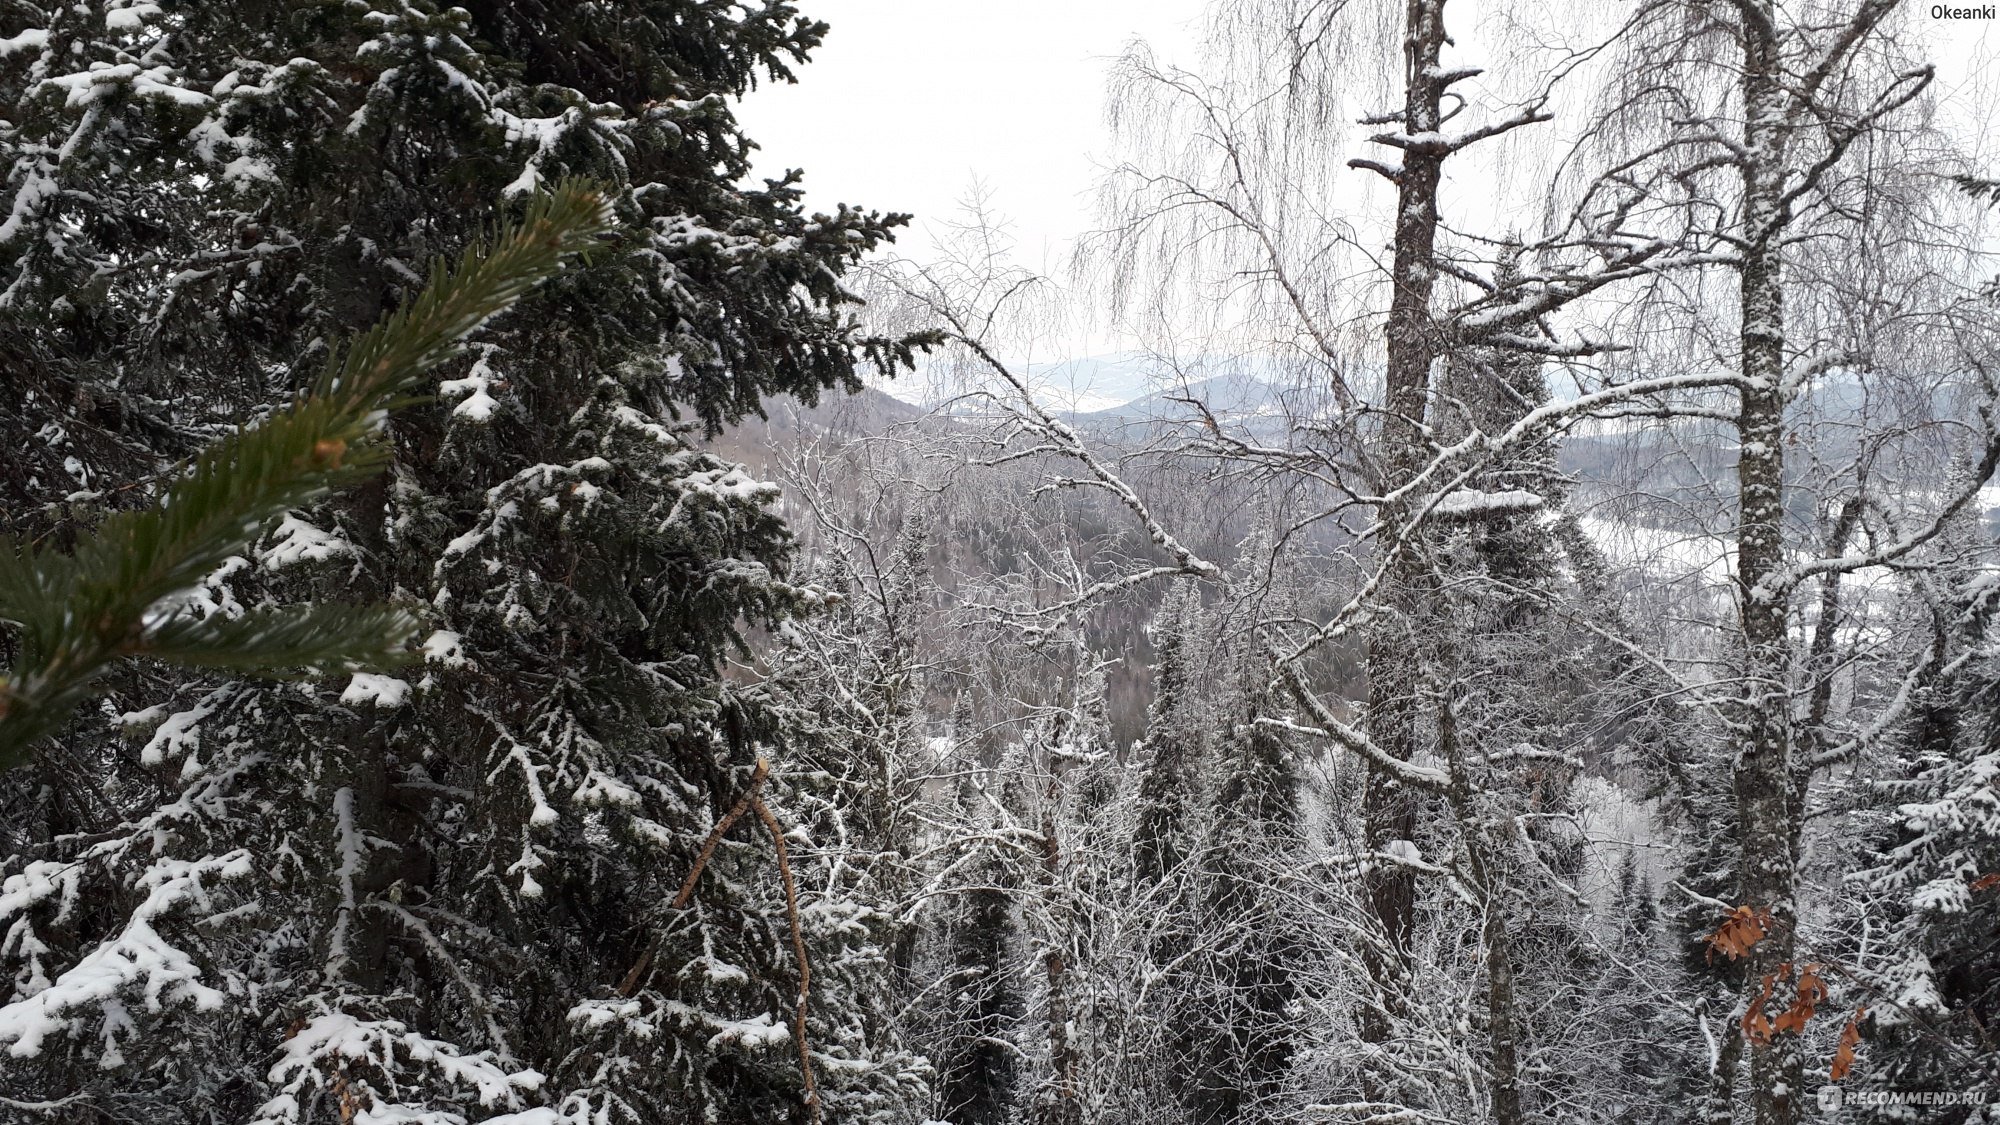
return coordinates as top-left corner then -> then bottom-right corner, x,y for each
1852,564 -> 2000,1116
1174,669 -> 1303,1125
1133,580 -> 1209,888
0,3 -> 927,1122
920,789 -> 1027,1125
1585,3 -> 2000,1119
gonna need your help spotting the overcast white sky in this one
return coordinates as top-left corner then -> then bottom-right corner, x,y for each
736,0 -> 1209,276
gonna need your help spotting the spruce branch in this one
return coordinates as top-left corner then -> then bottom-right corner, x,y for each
0,184 -> 616,769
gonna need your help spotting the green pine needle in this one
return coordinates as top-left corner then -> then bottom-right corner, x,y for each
143,604 -> 428,677
0,183 -> 615,769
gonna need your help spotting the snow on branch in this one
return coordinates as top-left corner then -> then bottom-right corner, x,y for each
1260,671 -> 1449,792
250,1007 -> 545,1125
0,852 -> 252,1060
950,331 -> 1220,585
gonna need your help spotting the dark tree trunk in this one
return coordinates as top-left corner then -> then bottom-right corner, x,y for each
1359,0 -> 1452,1065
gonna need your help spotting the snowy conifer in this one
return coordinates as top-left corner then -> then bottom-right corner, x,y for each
0,3 -> 926,1121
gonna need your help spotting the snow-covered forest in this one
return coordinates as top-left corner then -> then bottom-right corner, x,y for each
2,1 -> 1999,1123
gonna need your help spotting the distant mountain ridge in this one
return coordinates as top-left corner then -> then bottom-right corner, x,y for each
1070,371 -> 1282,425
879,352 -> 1296,419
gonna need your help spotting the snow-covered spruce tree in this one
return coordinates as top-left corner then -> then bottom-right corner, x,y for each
1124,581 -> 1212,1122
1426,347 -> 1573,1125
1126,519 -> 1311,1125
1850,565 -> 2000,1116
1591,851 -> 1696,1125
1396,332 -> 1693,1125
917,780 -> 1027,1125
0,3 -> 928,1122
1174,667 -> 1303,1125
766,491 -> 1017,1125
1133,580 -> 1209,888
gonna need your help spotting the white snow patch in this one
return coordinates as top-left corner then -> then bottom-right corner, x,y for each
705,1011 -> 789,1051
1431,488 -> 1544,517
421,630 -> 467,668
104,3 -> 163,33
0,28 -> 47,57
139,704 -> 213,766
1382,839 -> 1422,864
261,515 -> 349,570
0,853 -> 252,1059
339,674 -> 409,710
253,1010 -> 544,1124
440,350 -> 505,423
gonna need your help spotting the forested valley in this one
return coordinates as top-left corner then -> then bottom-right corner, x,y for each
1,2 -> 1998,1124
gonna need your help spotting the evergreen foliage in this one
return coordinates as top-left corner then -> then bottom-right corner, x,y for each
1178,679 -> 1302,1125
1856,569 -> 2000,1118
0,185 -> 612,767
0,3 -> 926,1122
1133,580 -> 1207,887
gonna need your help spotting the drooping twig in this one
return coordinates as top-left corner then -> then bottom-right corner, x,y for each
670,757 -> 770,910
620,757 -> 766,996
666,756 -> 819,1122
753,791 -> 819,1124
